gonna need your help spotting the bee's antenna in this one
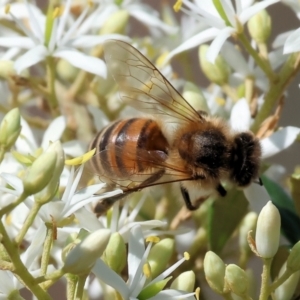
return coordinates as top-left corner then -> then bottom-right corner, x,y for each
253,177 -> 263,186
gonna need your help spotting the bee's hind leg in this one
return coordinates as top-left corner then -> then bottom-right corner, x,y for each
180,185 -> 199,210
94,169 -> 166,216
216,184 -> 227,197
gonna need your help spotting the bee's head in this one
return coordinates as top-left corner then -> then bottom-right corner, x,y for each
230,132 -> 261,187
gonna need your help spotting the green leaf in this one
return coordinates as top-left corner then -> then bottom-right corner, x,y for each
262,175 -> 295,212
208,189 -> 248,253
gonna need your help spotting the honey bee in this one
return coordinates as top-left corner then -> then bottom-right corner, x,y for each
89,40 -> 261,214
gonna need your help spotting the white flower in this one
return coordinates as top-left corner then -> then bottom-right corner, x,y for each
92,225 -> 197,300
0,271 -> 23,299
92,0 -> 177,35
0,0 -> 130,76
283,27 -> 300,54
167,0 -> 279,62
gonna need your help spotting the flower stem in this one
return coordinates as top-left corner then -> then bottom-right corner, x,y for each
40,223 -> 54,276
66,273 -> 77,300
238,33 -> 277,82
0,192 -> 29,218
0,146 -> 5,164
46,56 -> 60,117
251,53 -> 300,132
0,220 -> 52,300
268,269 -> 292,292
259,258 -> 272,300
75,274 -> 88,300
15,202 -> 42,245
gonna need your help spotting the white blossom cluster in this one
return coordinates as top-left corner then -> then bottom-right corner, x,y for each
0,0 -> 300,299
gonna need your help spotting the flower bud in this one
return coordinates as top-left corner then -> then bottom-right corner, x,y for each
247,10 -> 271,44
274,262 -> 300,300
255,201 -> 281,258
0,60 -> 29,79
103,232 -> 126,274
287,241 -> 300,272
170,270 -> 195,292
225,264 -> 248,297
63,229 -> 111,275
0,108 -> 21,150
57,59 -> 79,82
239,212 -> 258,253
182,82 -> 210,113
100,10 -> 129,35
199,44 -> 231,85
148,238 -> 175,278
23,151 -> 57,195
35,141 -> 65,204
204,251 -> 225,294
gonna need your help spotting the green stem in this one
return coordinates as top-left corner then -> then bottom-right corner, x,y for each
75,274 -> 88,300
0,146 -> 5,164
251,53 -> 300,132
223,293 -> 234,300
0,221 -> 52,300
14,203 -> 42,245
45,56 -> 60,117
40,223 -> 54,276
238,33 -> 277,82
67,273 -> 78,300
0,192 -> 29,218
268,269 -> 292,292
259,258 -> 272,300
35,269 -> 65,284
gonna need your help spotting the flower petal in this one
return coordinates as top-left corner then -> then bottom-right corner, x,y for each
260,126 -> 300,159
41,116 -> 66,150
71,34 -> 131,48
0,37 -> 35,49
14,45 -> 48,74
244,183 -> 270,213
206,27 -> 234,63
230,98 -> 251,131
93,259 -> 129,299
166,27 -> 219,62
283,28 -> 300,54
53,48 -> 107,78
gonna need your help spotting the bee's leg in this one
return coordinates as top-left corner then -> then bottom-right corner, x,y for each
180,185 -> 198,211
216,184 -> 227,197
94,169 -> 165,215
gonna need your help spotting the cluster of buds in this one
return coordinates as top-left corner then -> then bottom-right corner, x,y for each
204,201 -> 300,299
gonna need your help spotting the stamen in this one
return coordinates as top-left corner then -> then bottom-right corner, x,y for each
173,0 -> 183,12
146,236 -> 160,244
143,262 -> 151,279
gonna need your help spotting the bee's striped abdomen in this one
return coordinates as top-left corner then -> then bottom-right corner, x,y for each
90,118 -> 169,179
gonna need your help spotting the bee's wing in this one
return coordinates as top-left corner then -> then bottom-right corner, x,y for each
88,146 -> 195,190
103,39 -> 203,123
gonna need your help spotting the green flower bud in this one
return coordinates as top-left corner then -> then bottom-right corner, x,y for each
204,251 -> 226,294
63,229 -> 111,275
275,262 -> 300,300
239,212 -> 258,253
100,10 -> 129,35
23,151 -> 57,195
255,201 -> 281,258
57,59 -> 79,82
170,270 -> 195,292
0,60 -> 29,79
247,10 -> 271,44
35,141 -> 65,204
0,108 -> 21,150
147,238 -> 175,278
199,44 -> 231,85
182,82 -> 210,113
103,232 -> 126,274
225,264 -> 248,297
287,241 -> 300,272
